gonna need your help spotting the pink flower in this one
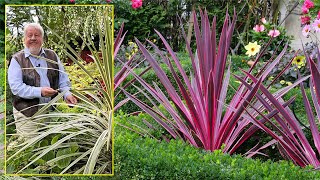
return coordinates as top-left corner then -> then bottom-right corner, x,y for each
253,24 -> 265,32
261,17 -> 267,24
132,0 -> 143,9
69,0 -> 75,3
312,19 -> 320,32
301,16 -> 311,25
318,11 -> 320,19
302,5 -> 309,14
268,29 -> 280,37
302,25 -> 311,36
106,0 -> 112,2
304,0 -> 314,9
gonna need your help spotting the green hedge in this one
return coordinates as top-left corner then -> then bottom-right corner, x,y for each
113,125 -> 320,179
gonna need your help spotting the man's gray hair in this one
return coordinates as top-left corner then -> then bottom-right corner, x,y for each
24,23 -> 44,38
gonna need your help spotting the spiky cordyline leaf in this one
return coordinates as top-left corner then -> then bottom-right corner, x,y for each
123,9 -> 279,152
241,64 -> 320,168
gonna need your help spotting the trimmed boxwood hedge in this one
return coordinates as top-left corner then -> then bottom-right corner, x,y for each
113,124 -> 320,179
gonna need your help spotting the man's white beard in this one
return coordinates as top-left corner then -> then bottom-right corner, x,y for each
28,47 -> 41,55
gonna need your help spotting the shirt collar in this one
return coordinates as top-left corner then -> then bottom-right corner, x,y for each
24,47 -> 45,58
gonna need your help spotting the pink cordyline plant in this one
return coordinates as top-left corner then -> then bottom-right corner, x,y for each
114,23 -> 150,111
122,9 -> 304,155
242,47 -> 320,168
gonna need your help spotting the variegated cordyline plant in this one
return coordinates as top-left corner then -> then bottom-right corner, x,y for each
6,7 -> 113,174
240,47 -> 320,169
121,8 -> 310,157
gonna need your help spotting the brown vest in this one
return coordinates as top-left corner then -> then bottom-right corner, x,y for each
12,49 -> 60,117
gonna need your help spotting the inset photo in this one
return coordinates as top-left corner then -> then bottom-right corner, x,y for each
5,5 -> 113,175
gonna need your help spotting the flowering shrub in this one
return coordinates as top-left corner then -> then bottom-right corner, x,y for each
266,51 -> 310,88
246,17 -> 292,59
300,0 -> 320,37
243,17 -> 294,85
125,41 -> 139,59
68,0 -> 143,9
131,0 -> 143,9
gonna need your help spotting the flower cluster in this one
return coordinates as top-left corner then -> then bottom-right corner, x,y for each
125,41 -> 139,59
279,80 -> 293,86
244,18 -> 283,57
300,0 -> 320,36
132,0 -> 143,9
252,18 -> 281,37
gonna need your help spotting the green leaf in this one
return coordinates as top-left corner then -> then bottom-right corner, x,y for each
35,159 -> 46,165
40,139 -> 49,147
51,134 -> 61,145
70,142 -> 79,153
56,148 -> 72,169
42,150 -> 55,162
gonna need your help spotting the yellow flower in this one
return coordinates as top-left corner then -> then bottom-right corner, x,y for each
280,80 -> 286,84
292,56 -> 306,68
268,76 -> 274,81
245,41 -> 261,57
286,81 -> 293,86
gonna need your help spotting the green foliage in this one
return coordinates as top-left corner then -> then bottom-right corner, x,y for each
0,53 -> 4,96
230,55 -> 250,71
113,0 -> 252,52
6,134 -> 80,174
6,5 -> 107,62
114,124 -> 320,179
113,0 -> 172,49
115,52 -> 193,114
244,20 -> 293,58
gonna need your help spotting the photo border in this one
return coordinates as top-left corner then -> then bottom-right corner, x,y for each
4,4 -> 114,177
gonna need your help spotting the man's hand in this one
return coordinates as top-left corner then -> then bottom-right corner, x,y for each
65,94 -> 77,105
41,87 -> 57,97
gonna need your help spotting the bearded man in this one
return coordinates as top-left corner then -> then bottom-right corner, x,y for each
8,23 -> 77,137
